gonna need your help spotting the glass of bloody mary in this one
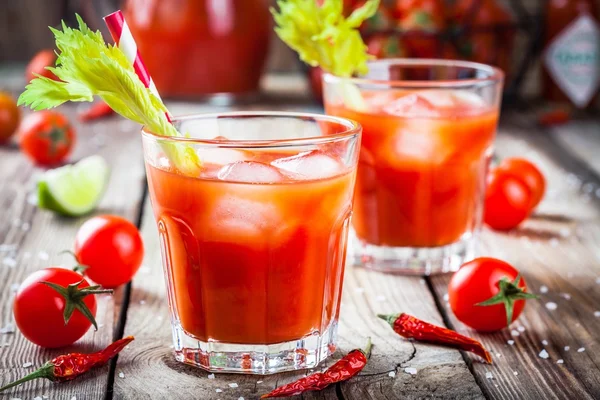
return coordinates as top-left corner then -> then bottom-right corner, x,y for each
323,59 -> 503,275
142,112 -> 360,374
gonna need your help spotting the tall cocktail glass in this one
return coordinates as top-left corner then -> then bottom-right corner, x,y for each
142,112 -> 361,374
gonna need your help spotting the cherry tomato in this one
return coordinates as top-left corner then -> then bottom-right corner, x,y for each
18,111 -> 75,166
538,109 -> 570,127
13,268 -> 97,348
25,49 -> 59,82
74,215 -> 144,288
497,158 -> 546,209
449,258 -> 535,332
484,167 -> 532,230
0,92 -> 20,144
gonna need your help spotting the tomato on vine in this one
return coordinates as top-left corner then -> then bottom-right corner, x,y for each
448,258 -> 537,332
13,268 -> 111,348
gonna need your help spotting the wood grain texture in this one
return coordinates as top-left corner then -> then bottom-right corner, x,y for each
430,114 -> 600,400
113,149 -> 482,399
0,95 -> 146,399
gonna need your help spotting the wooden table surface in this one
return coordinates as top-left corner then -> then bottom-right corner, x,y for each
0,71 -> 599,400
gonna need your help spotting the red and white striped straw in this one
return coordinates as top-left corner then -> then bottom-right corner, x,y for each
103,10 -> 171,121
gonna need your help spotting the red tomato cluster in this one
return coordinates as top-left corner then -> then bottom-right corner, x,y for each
13,215 -> 144,348
484,158 -> 546,231
352,0 -> 515,72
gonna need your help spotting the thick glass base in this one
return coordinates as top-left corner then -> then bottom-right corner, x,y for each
172,321 -> 337,374
350,232 -> 477,275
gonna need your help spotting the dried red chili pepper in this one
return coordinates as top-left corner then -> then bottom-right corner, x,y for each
260,338 -> 372,398
378,313 -> 492,363
538,109 -> 570,127
0,336 -> 134,392
78,101 -> 114,122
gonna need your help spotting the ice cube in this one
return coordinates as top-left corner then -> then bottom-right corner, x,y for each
217,161 -> 285,183
271,151 -> 344,180
196,147 -> 250,167
383,93 -> 440,118
418,90 -> 456,108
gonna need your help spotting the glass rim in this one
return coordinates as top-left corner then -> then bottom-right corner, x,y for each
323,58 -> 504,88
141,111 -> 361,148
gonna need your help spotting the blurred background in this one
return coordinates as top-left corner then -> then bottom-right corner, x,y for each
1,0 -> 599,108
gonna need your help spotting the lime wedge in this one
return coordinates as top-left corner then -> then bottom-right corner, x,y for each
37,155 -> 110,217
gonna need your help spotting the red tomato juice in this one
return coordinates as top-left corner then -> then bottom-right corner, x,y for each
326,91 -> 498,248
146,154 -> 355,344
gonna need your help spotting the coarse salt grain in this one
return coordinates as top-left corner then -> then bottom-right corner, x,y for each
228,383 -> 239,388
594,311 -> 600,317
564,346 -> 570,351
540,285 -> 549,294
443,293 -> 449,301
207,374 -> 215,379
560,293 -> 571,300
139,300 -> 146,305
517,326 -> 526,332
511,330 -> 520,337
507,340 -> 515,345
22,362 -> 33,368
485,372 -> 493,380
0,244 -> 17,252
513,371 -> 518,376
577,347 -> 585,353
545,302 -> 558,310
238,397 -> 245,400
560,228 -> 571,238
256,380 -> 263,384
539,350 -> 549,359
33,397 -> 42,400
215,389 -> 223,393
557,359 -> 564,364
38,251 -> 49,260
27,193 -> 37,205
71,397 -> 77,400
21,223 -> 30,231
496,353 -> 502,358
376,295 -> 386,302
388,371 -> 396,377
10,283 -> 20,292
119,372 -> 125,378
419,279 -> 426,285
542,340 -> 548,346
43,395 -> 49,399
3,257 -> 17,268
404,367 -> 417,375
354,287 -> 365,293
1,324 -> 15,334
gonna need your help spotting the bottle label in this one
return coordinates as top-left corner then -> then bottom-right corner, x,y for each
544,14 -> 600,108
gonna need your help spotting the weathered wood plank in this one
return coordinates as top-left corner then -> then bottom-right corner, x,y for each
0,96 -> 146,399
430,114 -> 600,400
